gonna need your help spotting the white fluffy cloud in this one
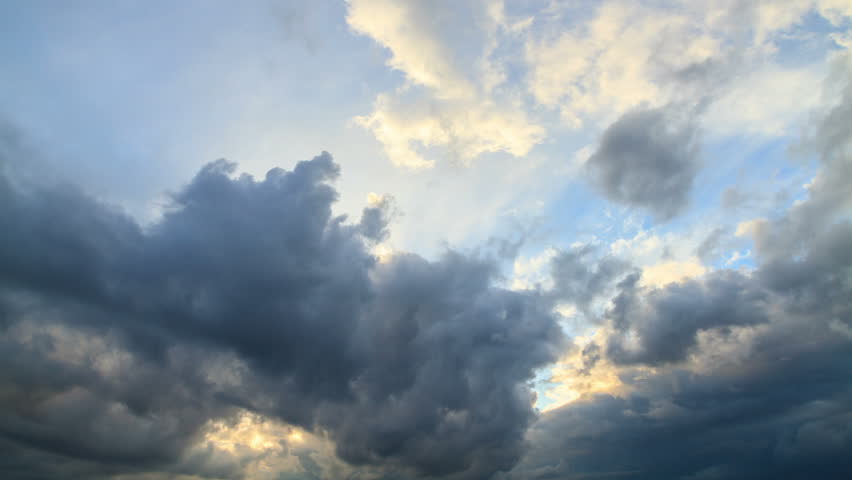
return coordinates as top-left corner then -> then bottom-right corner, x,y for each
351,0 -> 852,169
347,0 -> 546,168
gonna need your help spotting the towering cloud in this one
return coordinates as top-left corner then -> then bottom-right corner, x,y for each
0,150 -> 565,479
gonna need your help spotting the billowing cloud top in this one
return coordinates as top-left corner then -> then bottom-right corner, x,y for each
1,1 -> 851,479
0,150 -> 566,479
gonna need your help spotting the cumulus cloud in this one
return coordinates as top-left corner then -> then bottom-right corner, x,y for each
347,0 -> 546,168
0,150 -> 565,479
547,244 -> 633,315
586,105 -> 701,219
524,1 -> 721,126
604,270 -> 770,366
348,0 -> 848,170
355,92 -> 544,169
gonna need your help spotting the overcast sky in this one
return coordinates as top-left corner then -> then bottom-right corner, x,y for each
1,1 -> 851,479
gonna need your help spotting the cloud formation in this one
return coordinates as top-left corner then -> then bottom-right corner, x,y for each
586,106 -> 701,220
0,150 -> 565,479
347,0 -> 546,168
508,54 -> 852,480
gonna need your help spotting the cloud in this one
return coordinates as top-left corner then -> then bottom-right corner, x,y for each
604,270 -> 770,366
349,0 -> 848,169
506,52 -> 852,480
358,192 -> 395,242
524,2 -> 720,125
598,59 -> 852,366
523,0 -> 847,131
347,0 -> 546,168
346,0 -> 477,99
516,321 -> 852,480
740,55 -> 852,263
548,244 -> 633,315
355,92 -> 544,169
0,150 -> 565,479
639,258 -> 707,288
513,217 -> 852,480
703,64 -> 824,138
585,105 -> 701,220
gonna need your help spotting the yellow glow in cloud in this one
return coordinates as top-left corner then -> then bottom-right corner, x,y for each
287,430 -> 304,443
346,0 -> 472,99
348,0 -> 546,168
366,192 -> 385,206
370,243 -> 395,263
735,218 -> 769,238
203,411 -> 305,454
610,231 -> 662,259
536,332 -> 632,412
356,94 -> 545,169
526,2 -> 717,126
510,248 -> 558,291
194,410 -> 353,480
640,258 -> 707,288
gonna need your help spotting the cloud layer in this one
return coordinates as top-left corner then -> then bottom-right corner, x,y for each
0,150 -> 564,479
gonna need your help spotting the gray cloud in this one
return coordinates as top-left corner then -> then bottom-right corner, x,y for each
511,219 -> 852,479
695,226 -> 727,260
586,105 -> 701,220
515,324 -> 852,480
326,251 -> 563,477
548,244 -> 633,315
720,186 -> 751,210
358,194 -> 396,242
750,61 -> 852,263
0,150 -> 565,479
506,60 -> 852,480
604,270 -> 770,366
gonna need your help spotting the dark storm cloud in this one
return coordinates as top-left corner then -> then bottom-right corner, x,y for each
586,105 -> 701,220
604,270 -> 769,366
0,150 -> 565,479
323,252 -> 563,477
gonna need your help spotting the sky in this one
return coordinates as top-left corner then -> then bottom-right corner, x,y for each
0,1 -> 851,479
